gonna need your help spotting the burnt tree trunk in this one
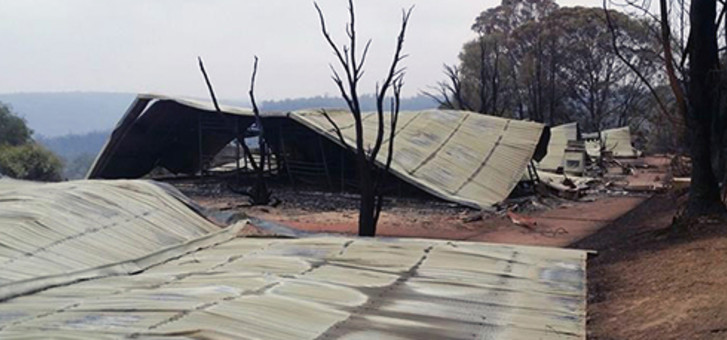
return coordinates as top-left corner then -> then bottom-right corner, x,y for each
248,56 -> 271,205
358,155 -> 376,236
315,0 -> 409,237
686,0 -> 726,216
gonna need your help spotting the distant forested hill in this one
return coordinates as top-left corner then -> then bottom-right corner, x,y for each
0,92 -> 135,137
0,92 -> 437,138
259,94 -> 437,112
37,131 -> 111,179
37,131 -> 109,160
0,92 -> 437,179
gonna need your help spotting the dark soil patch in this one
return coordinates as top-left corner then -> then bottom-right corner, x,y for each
572,194 -> 727,340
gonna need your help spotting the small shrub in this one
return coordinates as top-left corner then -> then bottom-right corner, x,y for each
0,143 -> 63,182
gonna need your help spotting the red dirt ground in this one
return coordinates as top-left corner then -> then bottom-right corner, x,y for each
245,195 -> 646,247
199,157 -> 668,247
186,156 -> 669,248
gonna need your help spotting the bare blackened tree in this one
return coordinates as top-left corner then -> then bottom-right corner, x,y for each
314,0 -> 411,237
423,64 -> 473,111
198,56 -> 271,205
685,0 -> 726,216
603,0 -> 683,129
244,56 -> 271,205
424,34 -> 506,116
605,0 -> 727,219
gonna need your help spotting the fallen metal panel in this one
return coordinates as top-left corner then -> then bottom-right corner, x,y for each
538,170 -> 595,197
601,126 -> 638,158
0,176 -> 586,339
584,126 -> 639,159
0,236 -> 587,339
0,179 -> 225,300
290,109 -> 548,209
86,96 -> 153,179
539,122 -> 579,171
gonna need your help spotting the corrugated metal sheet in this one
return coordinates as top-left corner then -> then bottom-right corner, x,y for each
291,109 -> 548,209
601,127 -> 638,158
0,179 -> 587,339
0,178 -> 225,301
87,95 -> 549,208
538,122 -> 579,171
0,236 -> 587,339
135,93 -> 255,117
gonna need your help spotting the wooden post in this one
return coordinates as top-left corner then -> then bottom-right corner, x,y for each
340,148 -> 345,193
243,136 -> 248,170
319,135 -> 333,190
198,114 -> 203,177
279,126 -> 295,188
267,143 -> 273,175
235,119 -> 241,184
529,160 -> 541,183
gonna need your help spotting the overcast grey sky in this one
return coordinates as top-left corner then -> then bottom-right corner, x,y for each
0,0 -> 594,101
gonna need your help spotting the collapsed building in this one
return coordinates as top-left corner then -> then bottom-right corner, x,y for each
538,123 -> 641,174
536,122 -> 586,175
584,126 -> 641,159
87,94 -> 644,208
529,122 -> 646,197
88,94 -> 551,209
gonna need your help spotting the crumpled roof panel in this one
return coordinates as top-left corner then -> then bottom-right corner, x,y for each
539,122 -> 579,171
0,178 -> 222,300
0,178 -> 587,339
602,126 -> 638,158
86,94 -> 549,208
291,109 -> 548,209
0,236 -> 587,339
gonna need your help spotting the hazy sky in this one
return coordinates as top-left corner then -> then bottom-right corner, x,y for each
1,0 -> 594,101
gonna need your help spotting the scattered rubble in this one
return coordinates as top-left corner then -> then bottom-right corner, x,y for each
158,121 -> 674,244
506,210 -> 538,230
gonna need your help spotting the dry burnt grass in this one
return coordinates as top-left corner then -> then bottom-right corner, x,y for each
574,194 -> 727,340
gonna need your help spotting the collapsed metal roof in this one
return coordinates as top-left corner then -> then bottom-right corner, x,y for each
87,94 -> 258,179
88,95 -> 550,209
0,180 -> 587,339
538,122 -> 579,172
291,109 -> 549,209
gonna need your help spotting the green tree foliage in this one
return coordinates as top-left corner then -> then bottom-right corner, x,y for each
0,102 -> 63,181
0,103 -> 32,146
429,0 -> 659,133
0,143 -> 63,181
472,0 -> 558,35
539,7 -> 657,131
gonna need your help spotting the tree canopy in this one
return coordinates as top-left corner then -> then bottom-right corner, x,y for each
428,0 -> 659,134
0,103 -> 32,147
0,102 -> 62,181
